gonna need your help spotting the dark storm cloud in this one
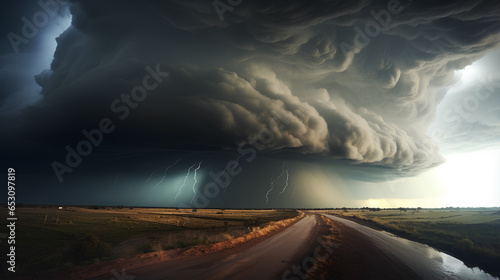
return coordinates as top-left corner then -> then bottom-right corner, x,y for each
0,53 -> 42,114
9,0 -> 500,174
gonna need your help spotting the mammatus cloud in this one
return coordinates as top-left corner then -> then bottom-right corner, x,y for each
12,0 -> 500,174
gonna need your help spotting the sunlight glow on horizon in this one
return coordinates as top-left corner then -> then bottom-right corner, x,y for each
437,149 -> 500,207
353,148 -> 500,209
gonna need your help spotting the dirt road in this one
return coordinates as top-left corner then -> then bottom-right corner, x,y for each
40,213 -> 498,280
89,214 -> 318,280
323,214 -> 497,280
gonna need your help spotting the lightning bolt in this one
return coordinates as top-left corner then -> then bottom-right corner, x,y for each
141,169 -> 158,188
190,161 -> 202,204
265,162 -> 286,204
277,167 -> 289,200
113,175 -> 119,189
265,177 -> 276,205
154,158 -> 182,189
291,184 -> 297,198
175,163 -> 197,201
222,154 -> 244,197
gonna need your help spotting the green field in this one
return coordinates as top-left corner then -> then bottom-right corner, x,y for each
330,208 -> 500,277
0,206 -> 298,277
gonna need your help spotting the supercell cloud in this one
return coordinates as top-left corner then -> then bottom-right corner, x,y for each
6,0 -> 500,176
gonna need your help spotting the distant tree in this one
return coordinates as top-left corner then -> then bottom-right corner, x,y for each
192,208 -> 197,212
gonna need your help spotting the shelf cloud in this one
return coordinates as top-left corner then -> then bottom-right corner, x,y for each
6,0 -> 500,175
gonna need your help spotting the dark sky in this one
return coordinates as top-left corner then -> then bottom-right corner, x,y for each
1,0 -> 500,208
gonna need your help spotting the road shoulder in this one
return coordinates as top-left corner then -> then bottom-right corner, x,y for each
310,215 -> 420,280
42,211 -> 306,280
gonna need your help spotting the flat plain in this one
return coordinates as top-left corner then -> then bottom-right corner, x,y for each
327,208 -> 500,276
0,206 -> 298,277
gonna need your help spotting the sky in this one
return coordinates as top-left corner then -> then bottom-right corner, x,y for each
1,0 -> 499,208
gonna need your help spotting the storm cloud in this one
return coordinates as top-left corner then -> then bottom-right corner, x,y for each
8,0 -> 500,175
430,48 -> 500,153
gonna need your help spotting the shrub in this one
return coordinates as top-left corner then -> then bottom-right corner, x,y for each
65,233 -> 111,263
136,243 -> 154,253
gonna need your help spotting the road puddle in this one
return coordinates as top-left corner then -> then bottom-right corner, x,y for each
387,232 -> 498,280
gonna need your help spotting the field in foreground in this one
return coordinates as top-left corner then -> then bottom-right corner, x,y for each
0,206 -> 298,277
327,208 -> 500,277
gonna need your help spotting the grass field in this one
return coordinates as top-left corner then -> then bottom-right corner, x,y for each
0,206 -> 298,277
329,208 -> 500,277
